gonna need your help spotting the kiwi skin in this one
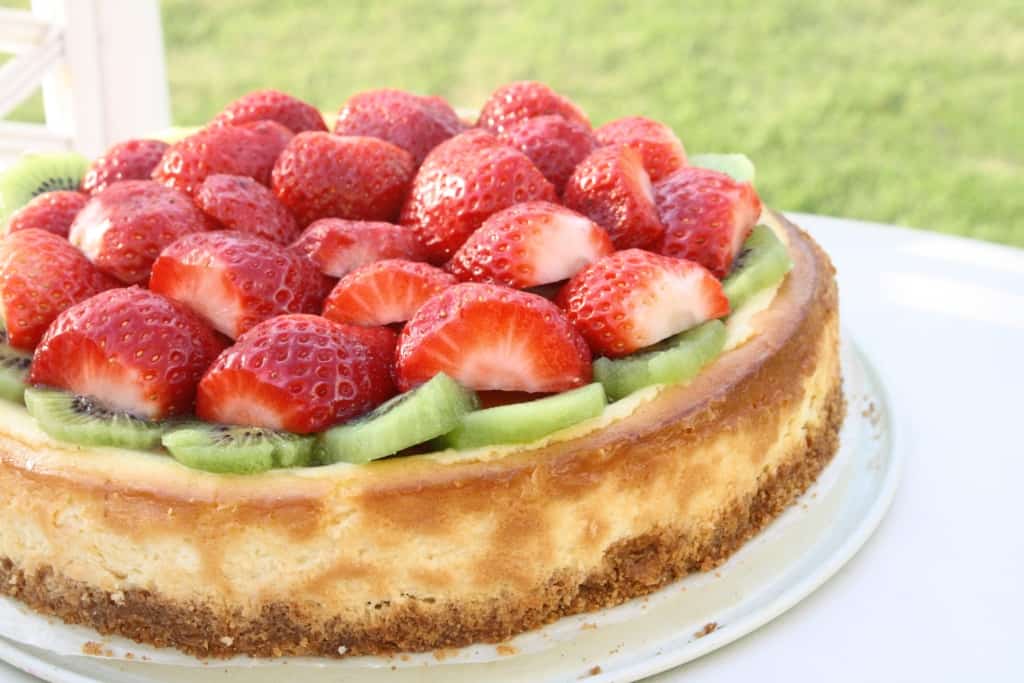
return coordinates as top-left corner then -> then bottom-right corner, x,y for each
722,225 -> 794,310
0,152 -> 89,229
0,329 -> 30,403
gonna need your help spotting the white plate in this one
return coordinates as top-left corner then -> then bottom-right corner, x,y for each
0,334 -> 899,683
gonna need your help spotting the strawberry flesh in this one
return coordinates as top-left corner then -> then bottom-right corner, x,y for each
291,218 -> 426,278
323,259 -> 456,326
594,116 -> 687,182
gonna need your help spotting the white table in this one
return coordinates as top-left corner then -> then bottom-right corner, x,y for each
2,214 -> 1022,681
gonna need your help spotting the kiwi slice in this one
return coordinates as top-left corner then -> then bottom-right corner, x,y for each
437,383 -> 606,450
723,225 -> 794,310
162,423 -> 314,474
0,152 -> 89,229
318,373 -> 478,465
0,330 -> 31,403
689,153 -> 756,183
595,320 -> 726,401
24,387 -> 166,450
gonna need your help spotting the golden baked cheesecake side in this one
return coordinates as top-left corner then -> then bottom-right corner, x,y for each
0,210 -> 842,657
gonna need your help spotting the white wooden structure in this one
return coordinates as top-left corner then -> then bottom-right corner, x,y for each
0,0 -> 170,166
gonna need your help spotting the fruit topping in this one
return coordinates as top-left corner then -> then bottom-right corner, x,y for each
212,89 -> 328,133
438,382 -> 606,450
271,132 -> 414,226
400,129 -> 556,262
149,231 -> 324,339
81,139 -> 170,195
291,218 -> 425,277
722,225 -> 793,309
498,114 -> 596,194
655,166 -> 762,279
594,116 -> 687,182
69,180 -> 210,284
563,145 -> 664,250
334,88 -> 463,165
447,201 -> 613,288
6,191 -> 87,237
162,422 -> 315,474
396,282 -> 591,393
478,80 -> 590,134
594,320 -> 726,400
0,330 -> 31,403
28,286 -> 226,419
0,229 -> 118,351
25,387 -> 168,450
318,372 -> 478,464
557,249 -> 729,358
0,152 -> 88,227
323,259 -> 455,326
688,153 -> 756,183
196,314 -> 396,434
194,174 -> 300,244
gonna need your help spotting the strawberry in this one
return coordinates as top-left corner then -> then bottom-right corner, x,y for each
333,88 -> 463,164
212,89 -> 327,133
196,314 -> 395,434
194,174 -> 300,244
557,249 -> 729,358
272,132 -> 415,226
498,114 -> 596,194
447,201 -> 613,288
69,180 -> 210,284
594,117 -> 687,182
81,139 -> 170,195
400,129 -> 556,262
563,145 -> 664,250
149,231 -> 323,339
152,122 -> 292,196
6,190 -> 87,237
655,167 -> 762,279
29,287 -> 225,419
0,229 -> 119,351
396,282 -> 591,392
477,81 -> 590,134
323,259 -> 456,326
291,218 -> 425,278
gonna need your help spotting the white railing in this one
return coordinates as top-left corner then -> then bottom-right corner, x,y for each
0,0 -> 170,167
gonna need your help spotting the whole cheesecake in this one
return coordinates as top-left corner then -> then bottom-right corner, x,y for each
0,207 -> 841,657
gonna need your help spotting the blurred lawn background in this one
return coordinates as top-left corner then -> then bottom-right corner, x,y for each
3,0 -> 1022,246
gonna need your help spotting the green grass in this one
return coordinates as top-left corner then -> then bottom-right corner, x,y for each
4,0 -> 1023,246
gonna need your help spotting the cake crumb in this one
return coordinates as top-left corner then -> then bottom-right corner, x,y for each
399,654 -> 410,661
109,590 -> 125,605
433,648 -> 457,661
81,641 -> 105,656
336,645 -> 348,655
583,665 -> 602,677
124,652 -> 133,660
580,622 -> 598,631
695,622 -> 718,638
496,644 -> 518,656
220,636 -> 234,647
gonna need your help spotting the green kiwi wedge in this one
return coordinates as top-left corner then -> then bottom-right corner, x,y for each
437,382 -> 606,450
0,152 -> 89,229
689,153 -> 756,183
594,320 -> 727,401
722,225 -> 794,310
0,330 -> 31,404
318,372 -> 478,465
162,423 -> 315,474
24,387 -> 166,450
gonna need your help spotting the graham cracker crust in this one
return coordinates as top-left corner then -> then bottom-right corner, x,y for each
0,383 -> 845,659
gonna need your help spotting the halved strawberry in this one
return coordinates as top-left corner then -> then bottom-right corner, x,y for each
194,174 -> 300,244
29,287 -> 225,419
563,145 -> 664,250
69,180 -> 210,284
400,129 -> 556,262
323,259 -> 456,326
477,81 -> 590,134
498,114 -> 596,194
149,231 -> 323,339
196,314 -> 395,434
447,201 -> 613,288
557,249 -> 729,358
396,282 -> 591,392
212,89 -> 327,133
333,88 -> 463,164
6,190 -> 87,237
290,218 -> 425,277
655,166 -> 762,278
82,139 -> 170,195
594,116 -> 687,182
272,132 -> 415,226
0,229 -> 119,351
